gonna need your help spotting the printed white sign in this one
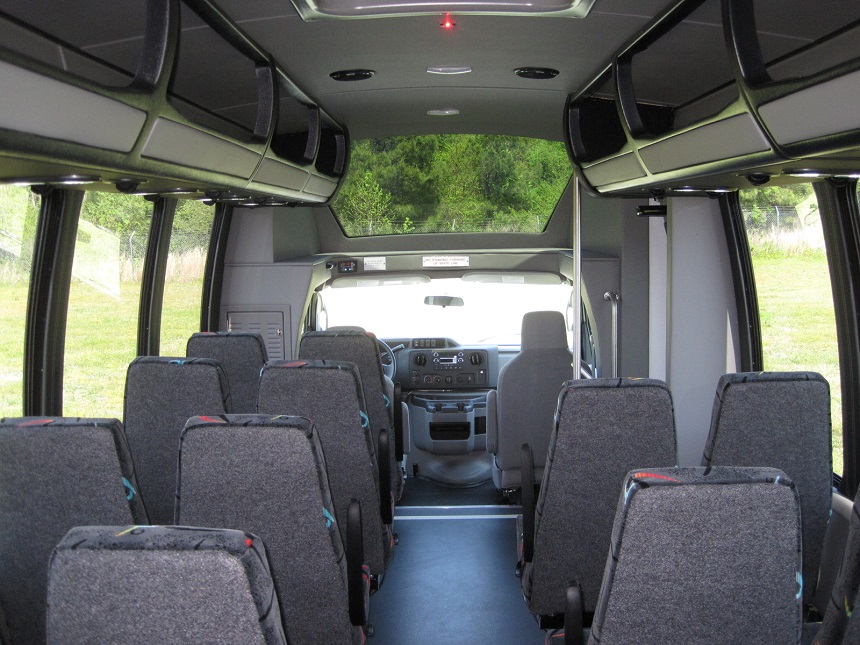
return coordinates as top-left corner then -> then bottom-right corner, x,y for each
422,255 -> 470,268
364,257 -> 387,271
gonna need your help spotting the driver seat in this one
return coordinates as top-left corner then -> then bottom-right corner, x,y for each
487,311 -> 573,491
299,329 -> 405,501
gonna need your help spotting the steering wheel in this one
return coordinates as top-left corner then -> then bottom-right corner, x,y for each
377,338 -> 396,380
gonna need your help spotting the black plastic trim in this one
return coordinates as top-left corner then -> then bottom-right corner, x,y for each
23,189 -> 83,416
814,180 -> 860,497
137,198 -> 176,356
719,192 -> 763,372
200,202 -> 233,332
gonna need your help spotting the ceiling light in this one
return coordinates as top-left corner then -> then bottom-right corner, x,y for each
427,108 -> 460,116
2,174 -> 101,186
783,169 -> 860,179
427,66 -> 472,75
440,12 -> 456,28
289,0 -> 597,20
514,67 -> 559,80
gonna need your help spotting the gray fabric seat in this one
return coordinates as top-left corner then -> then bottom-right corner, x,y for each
586,466 -> 802,645
176,414 -> 365,645
0,417 -> 147,644
701,371 -> 832,607
300,329 -> 404,500
811,485 -> 860,644
521,378 -> 677,621
47,525 -> 287,645
123,356 -> 231,524
257,359 -> 395,578
487,310 -> 573,490
186,331 -> 268,412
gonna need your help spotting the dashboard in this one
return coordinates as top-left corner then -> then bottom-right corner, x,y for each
384,338 -> 505,390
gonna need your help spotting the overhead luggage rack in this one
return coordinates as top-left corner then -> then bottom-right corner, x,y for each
0,0 -> 349,203
565,0 -> 860,195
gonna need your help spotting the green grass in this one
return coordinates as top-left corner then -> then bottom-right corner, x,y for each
0,253 -> 845,474
1,279 -> 202,419
752,253 -> 843,473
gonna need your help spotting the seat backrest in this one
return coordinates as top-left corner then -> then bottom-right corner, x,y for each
123,356 -> 230,524
257,359 -> 393,577
299,329 -> 402,499
186,331 -> 268,412
47,525 -> 286,645
588,466 -> 802,645
523,378 -> 676,616
492,311 -> 573,490
0,417 -> 146,644
176,414 -> 362,645
701,371 -> 831,605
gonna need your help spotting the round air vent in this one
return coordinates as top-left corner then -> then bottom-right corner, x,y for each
514,67 -> 559,80
330,69 -> 375,82
469,353 -> 483,365
414,353 -> 428,366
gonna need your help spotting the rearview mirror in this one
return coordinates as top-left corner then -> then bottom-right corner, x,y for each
424,296 -> 464,308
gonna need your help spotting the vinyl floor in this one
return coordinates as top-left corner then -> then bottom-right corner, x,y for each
368,505 -> 546,645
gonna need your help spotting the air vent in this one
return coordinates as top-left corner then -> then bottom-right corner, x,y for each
515,67 -> 559,80
330,69 -> 375,82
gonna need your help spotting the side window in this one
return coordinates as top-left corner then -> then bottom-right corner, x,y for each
63,193 -> 152,419
159,200 -> 215,356
0,187 -> 40,416
740,184 -> 842,473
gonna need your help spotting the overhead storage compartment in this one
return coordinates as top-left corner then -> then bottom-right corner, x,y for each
566,0 -> 860,195
0,0 -> 348,204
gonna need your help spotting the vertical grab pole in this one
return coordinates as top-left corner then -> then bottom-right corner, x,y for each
603,291 -> 620,377
572,177 -> 582,380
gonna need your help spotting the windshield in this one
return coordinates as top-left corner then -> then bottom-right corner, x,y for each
331,135 -> 572,236
319,276 -> 574,348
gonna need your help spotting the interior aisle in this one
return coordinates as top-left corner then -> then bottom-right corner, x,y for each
368,505 -> 546,645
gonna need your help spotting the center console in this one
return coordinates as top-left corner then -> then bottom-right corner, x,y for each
408,348 -> 491,388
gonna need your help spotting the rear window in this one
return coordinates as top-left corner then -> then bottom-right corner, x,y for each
331,135 -> 571,236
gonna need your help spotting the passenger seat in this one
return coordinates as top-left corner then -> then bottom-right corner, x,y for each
487,310 -> 573,491
300,329 -> 405,500
575,467 -> 803,645
520,378 -> 677,625
176,414 -> 367,645
701,371 -> 832,608
186,331 -> 268,412
123,356 -> 231,524
257,359 -> 395,581
0,417 -> 147,645
47,525 -> 287,644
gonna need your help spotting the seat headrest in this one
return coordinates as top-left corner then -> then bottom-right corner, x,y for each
521,311 -> 568,351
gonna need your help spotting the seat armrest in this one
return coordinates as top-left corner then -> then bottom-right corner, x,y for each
487,389 -> 499,454
564,581 -> 585,645
400,401 -> 411,455
378,430 -> 393,525
521,442 -> 535,563
347,499 -> 367,628
813,491 -> 852,613
393,383 -> 404,461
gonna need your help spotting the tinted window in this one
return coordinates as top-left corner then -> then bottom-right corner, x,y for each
741,184 -> 842,473
0,186 -> 40,416
332,135 -> 571,236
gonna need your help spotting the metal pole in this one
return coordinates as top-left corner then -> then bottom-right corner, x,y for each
573,177 -> 582,379
603,291 -> 620,377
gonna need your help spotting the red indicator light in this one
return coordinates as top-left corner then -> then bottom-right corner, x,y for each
440,13 -> 455,29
